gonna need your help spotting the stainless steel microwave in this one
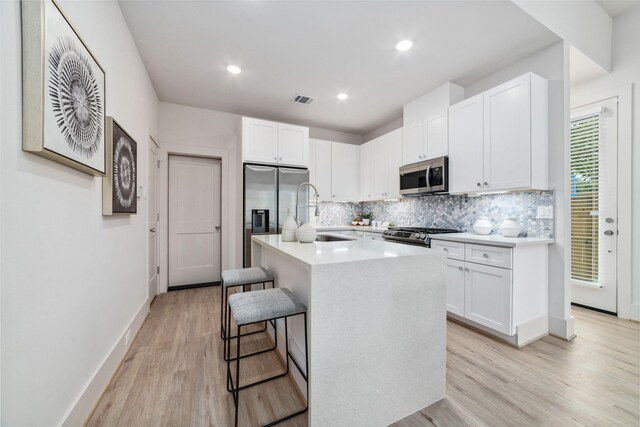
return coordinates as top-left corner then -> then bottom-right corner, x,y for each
399,156 -> 448,196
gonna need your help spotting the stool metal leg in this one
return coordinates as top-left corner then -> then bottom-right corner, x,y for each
228,312 -> 310,427
234,324 -> 241,427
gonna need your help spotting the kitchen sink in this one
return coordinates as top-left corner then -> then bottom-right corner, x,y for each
315,234 -> 356,242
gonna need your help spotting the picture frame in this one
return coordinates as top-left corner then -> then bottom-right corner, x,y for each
103,117 -> 138,215
22,0 -> 106,176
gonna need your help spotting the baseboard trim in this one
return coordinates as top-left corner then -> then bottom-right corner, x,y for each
548,314 -> 576,341
631,304 -> 640,322
61,300 -> 150,427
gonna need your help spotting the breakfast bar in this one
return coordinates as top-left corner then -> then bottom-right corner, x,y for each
251,234 -> 447,426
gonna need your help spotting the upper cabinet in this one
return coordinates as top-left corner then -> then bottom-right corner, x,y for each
309,138 -> 333,201
361,128 -> 403,201
242,117 -> 309,167
331,142 -> 360,201
449,73 -> 548,194
402,82 -> 464,165
309,139 -> 359,202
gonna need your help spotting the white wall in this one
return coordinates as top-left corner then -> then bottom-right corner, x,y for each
157,102 -> 243,288
513,0 -> 612,71
572,7 -> 640,318
0,0 -> 158,425
465,41 -> 573,337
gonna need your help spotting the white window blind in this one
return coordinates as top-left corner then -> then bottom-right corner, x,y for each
570,113 -> 600,284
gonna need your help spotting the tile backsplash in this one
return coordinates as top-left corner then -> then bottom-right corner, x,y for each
316,191 -> 554,238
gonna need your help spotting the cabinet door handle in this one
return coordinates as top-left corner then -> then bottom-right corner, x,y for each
274,156 -> 278,160
483,253 -> 489,258
458,266 -> 463,271
476,182 -> 482,187
465,267 -> 470,272
443,248 -> 448,252
483,182 -> 489,186
279,157 -> 283,161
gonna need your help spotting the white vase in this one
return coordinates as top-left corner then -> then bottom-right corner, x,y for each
362,219 -> 370,225
473,217 -> 493,235
295,222 -> 317,243
499,218 -> 522,237
281,209 -> 298,242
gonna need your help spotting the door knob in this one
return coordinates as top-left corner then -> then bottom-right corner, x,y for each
458,266 -> 463,271
604,230 -> 614,236
150,228 -> 156,232
215,225 -> 221,231
605,217 -> 614,223
483,182 -> 489,186
477,182 -> 481,187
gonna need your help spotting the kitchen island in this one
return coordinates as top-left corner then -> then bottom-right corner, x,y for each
250,234 -> 447,426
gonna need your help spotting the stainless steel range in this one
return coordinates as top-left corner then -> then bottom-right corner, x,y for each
382,227 -> 459,247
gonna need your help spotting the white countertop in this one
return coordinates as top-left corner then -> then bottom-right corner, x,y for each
314,225 -> 387,234
251,234 -> 436,266
431,233 -> 554,247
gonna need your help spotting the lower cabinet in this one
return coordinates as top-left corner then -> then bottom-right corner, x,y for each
464,262 -> 512,335
445,259 -> 465,316
363,231 -> 385,241
434,238 -> 548,343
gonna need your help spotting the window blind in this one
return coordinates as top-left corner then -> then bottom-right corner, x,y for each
570,114 -> 600,284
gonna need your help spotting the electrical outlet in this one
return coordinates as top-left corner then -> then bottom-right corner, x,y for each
125,329 -> 132,346
537,206 -> 553,219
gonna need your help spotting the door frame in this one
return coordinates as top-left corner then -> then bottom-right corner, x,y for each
158,143 -> 233,294
147,136 -> 160,303
571,84 -> 632,320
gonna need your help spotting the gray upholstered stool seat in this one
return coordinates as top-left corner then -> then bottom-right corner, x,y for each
229,287 -> 307,326
221,267 -> 274,287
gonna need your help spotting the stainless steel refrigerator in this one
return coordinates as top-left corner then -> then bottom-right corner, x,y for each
243,164 -> 310,267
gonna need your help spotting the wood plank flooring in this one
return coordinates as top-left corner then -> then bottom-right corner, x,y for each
87,287 -> 639,427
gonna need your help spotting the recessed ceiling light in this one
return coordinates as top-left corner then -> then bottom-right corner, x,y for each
395,40 -> 413,52
337,93 -> 349,100
227,65 -> 242,74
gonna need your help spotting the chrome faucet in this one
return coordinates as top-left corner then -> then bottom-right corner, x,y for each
295,182 -> 320,226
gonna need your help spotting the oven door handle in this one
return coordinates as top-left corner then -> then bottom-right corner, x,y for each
426,164 -> 431,190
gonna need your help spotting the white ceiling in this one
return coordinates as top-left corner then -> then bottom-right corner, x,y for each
119,1 -> 559,135
596,0 -> 640,17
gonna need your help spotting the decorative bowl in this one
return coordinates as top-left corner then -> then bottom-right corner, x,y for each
499,218 -> 522,237
296,223 -> 318,243
473,217 -> 493,235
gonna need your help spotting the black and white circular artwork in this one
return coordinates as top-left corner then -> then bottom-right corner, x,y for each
112,124 -> 137,213
48,36 -> 103,160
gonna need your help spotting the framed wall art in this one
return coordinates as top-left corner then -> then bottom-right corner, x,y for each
103,117 -> 137,215
22,0 -> 106,176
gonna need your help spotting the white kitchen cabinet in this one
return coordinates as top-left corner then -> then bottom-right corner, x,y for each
309,139 -> 332,201
330,142 -> 359,201
445,259 -> 465,316
366,128 -> 402,200
359,142 -> 372,201
464,262 -> 512,335
448,94 -> 484,194
242,117 -> 309,167
402,82 -> 464,165
448,72 -> 548,194
431,237 -> 549,346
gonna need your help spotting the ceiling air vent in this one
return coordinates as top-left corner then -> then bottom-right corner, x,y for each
291,94 -> 315,105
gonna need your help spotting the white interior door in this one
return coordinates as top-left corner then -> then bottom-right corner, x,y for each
148,140 -> 159,300
169,155 -> 221,288
571,97 -> 618,313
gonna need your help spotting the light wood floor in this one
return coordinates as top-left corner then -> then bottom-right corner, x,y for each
88,287 -> 639,427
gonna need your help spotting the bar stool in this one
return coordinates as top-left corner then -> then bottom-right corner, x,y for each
226,287 -> 308,427
220,267 -> 276,361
